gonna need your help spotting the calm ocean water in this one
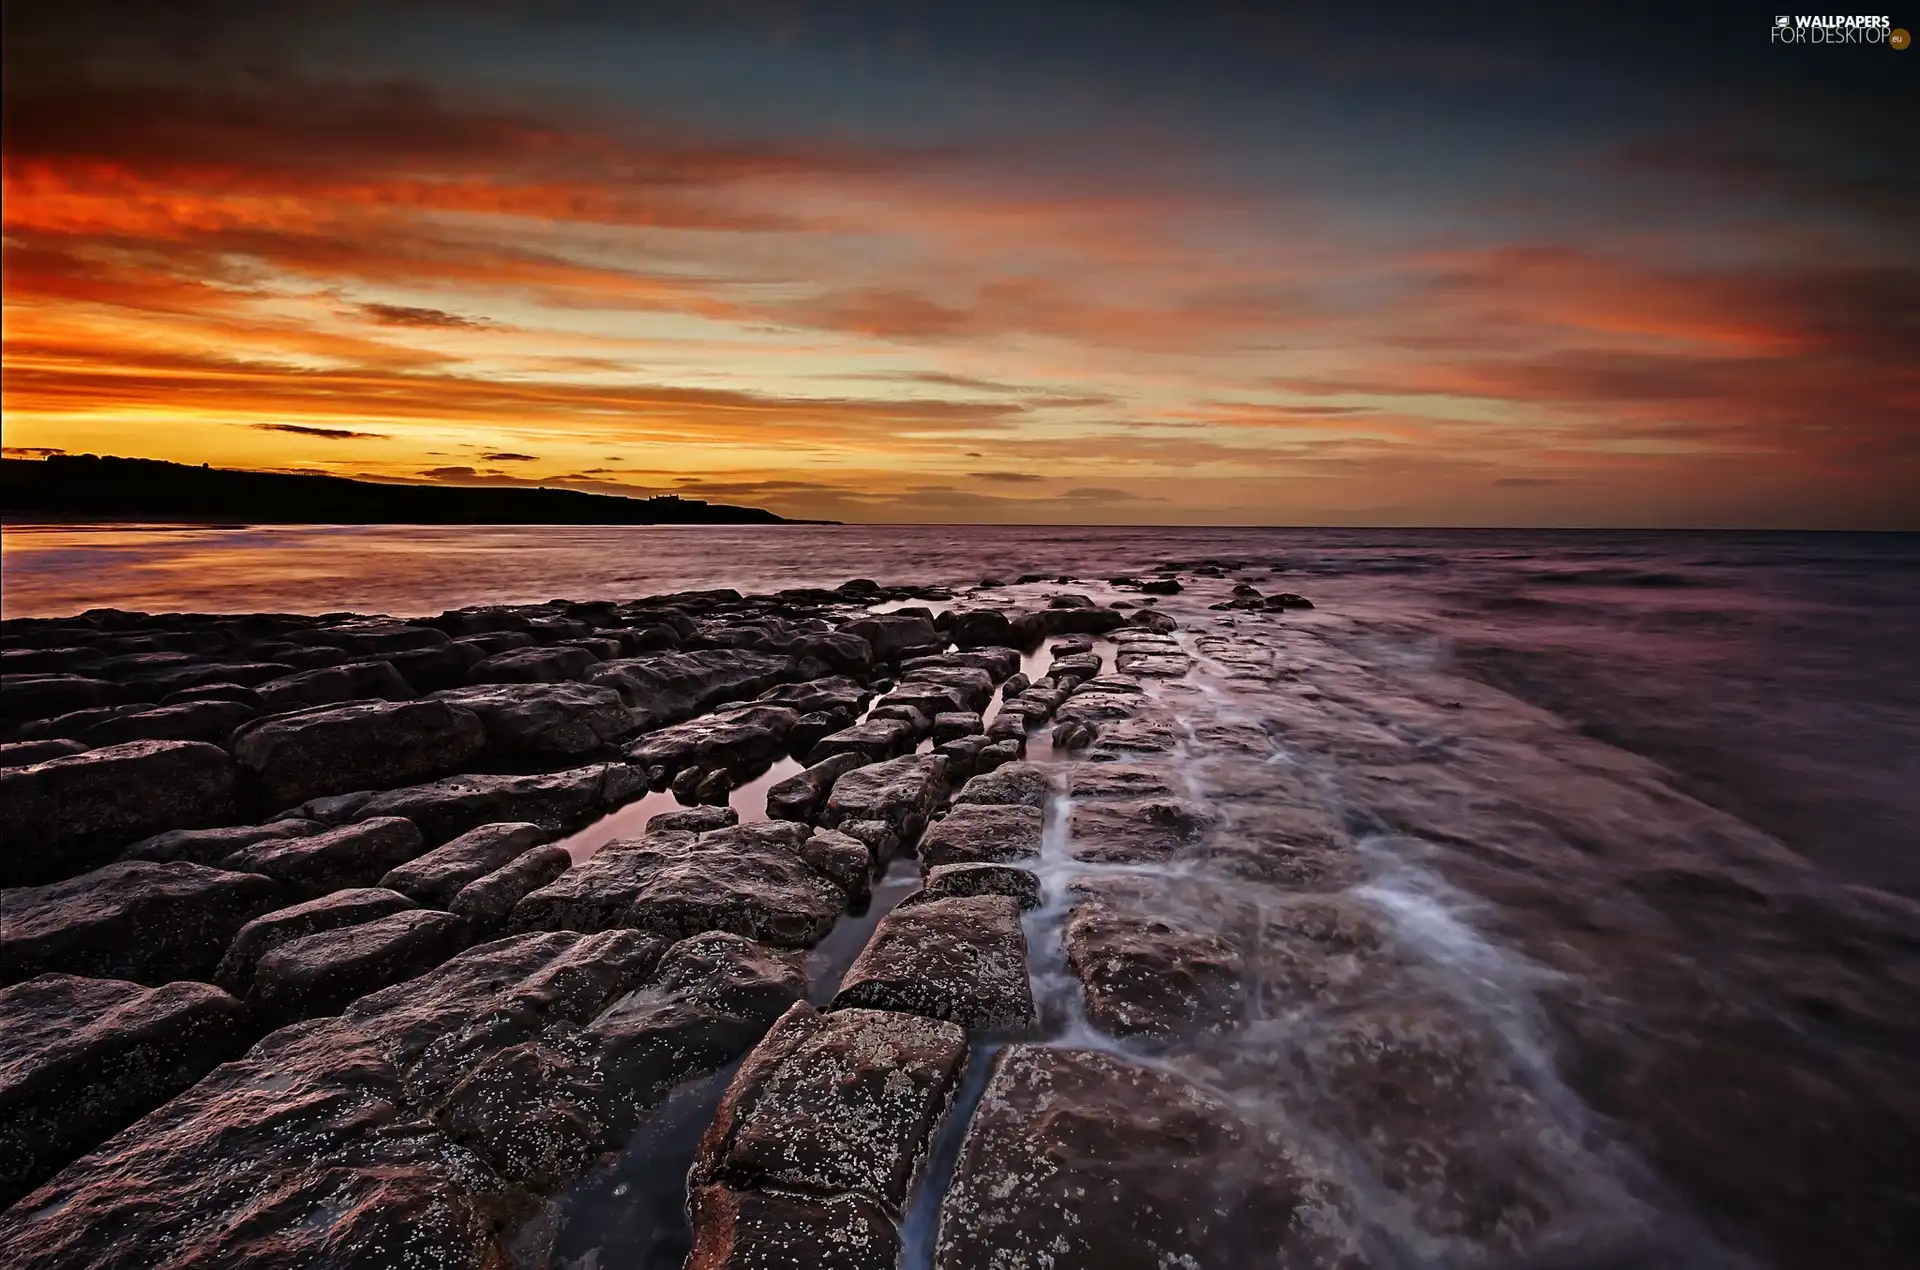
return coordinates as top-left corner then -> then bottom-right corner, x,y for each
6,523 -> 1916,894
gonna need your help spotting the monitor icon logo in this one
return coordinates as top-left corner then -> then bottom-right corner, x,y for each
1775,14 -> 1791,26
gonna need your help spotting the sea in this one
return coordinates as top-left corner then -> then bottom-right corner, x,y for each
3,522 -> 1916,1268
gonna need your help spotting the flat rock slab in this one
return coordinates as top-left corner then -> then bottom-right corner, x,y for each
821,753 -> 948,844
1,860 -> 280,987
0,974 -> 249,1207
951,759 -> 1053,809
446,845 -> 573,934
1064,903 -> 1246,1036
467,644 -> 599,684
120,818 -> 323,866
512,822 -> 847,948
806,716 -> 914,764
222,815 -> 425,899
687,1185 -> 898,1270
250,908 -> 473,1025
625,704 -> 799,780
917,803 -> 1043,869
230,698 -> 486,808
898,666 -> 994,712
694,1001 -> 967,1217
78,699 -> 259,747
431,682 -> 638,759
933,1046 -> 1359,1270
344,929 -> 666,1107
586,650 -> 794,728
1069,798 -> 1216,863
214,887 -> 420,996
379,821 -> 551,906
1054,691 -> 1143,725
352,762 -> 646,845
902,862 -> 1043,911
436,931 -> 806,1190
254,659 -> 416,710
831,894 -> 1034,1031
0,1019 -> 510,1268
0,740 -> 238,886
1068,762 -> 1183,801
765,751 -> 866,823
754,675 -> 870,716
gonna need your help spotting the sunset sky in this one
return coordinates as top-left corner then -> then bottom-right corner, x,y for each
3,2 -> 1914,526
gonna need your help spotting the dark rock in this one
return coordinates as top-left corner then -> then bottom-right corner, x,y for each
807,715 -> 915,764
586,650 -> 795,729
898,665 -> 994,712
513,821 -> 848,948
467,644 -> 600,684
1140,577 -> 1183,594
950,609 -> 1014,650
250,909 -> 473,1025
435,931 -> 805,1192
1269,593 -> 1315,610
275,788 -> 379,824
952,759 -> 1052,809
214,887 -> 421,995
821,753 -> 948,844
1063,903 -> 1245,1036
0,740 -> 238,886
693,1000 -> 967,1220
345,929 -> 665,1107
672,764 -> 709,801
798,828 -> 874,904
121,818 -> 324,866
1126,608 -> 1180,633
222,816 -> 425,899
933,1046 -> 1355,1270
254,660 -> 416,710
379,821 -> 552,906
447,846 -> 573,934
932,734 -> 989,784
0,1019 -> 512,1268
0,674 -> 121,726
1068,763 -> 1181,801
878,682 -> 968,721
1041,607 -> 1126,636
650,805 -> 740,833
1069,798 -> 1216,863
696,768 -> 734,805
918,803 -> 1044,868
1049,593 -> 1095,609
0,738 -> 87,768
431,682 -> 638,759
756,676 -> 870,716
901,862 -> 1043,911
78,698 -> 257,747
841,613 -> 944,662
868,702 -> 931,735
0,860 -> 279,987
625,704 -> 799,780
976,737 -> 1024,770
351,762 -> 646,846
792,629 -> 874,675
1049,651 -> 1104,682
765,751 -> 867,823
931,710 -> 982,742
831,895 -> 1034,1030
230,698 -> 486,808
1053,720 -> 1097,750
297,621 -> 452,656
0,648 -> 102,676
788,709 -> 847,757
0,974 -> 249,1208
160,681 -> 263,707
687,1186 -> 898,1270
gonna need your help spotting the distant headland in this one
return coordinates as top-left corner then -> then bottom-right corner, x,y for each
0,454 -> 811,526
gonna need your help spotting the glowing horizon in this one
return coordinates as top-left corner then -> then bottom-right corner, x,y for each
4,5 -> 1914,528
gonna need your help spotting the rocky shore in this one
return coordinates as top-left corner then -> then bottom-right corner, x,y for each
2,568 -> 1914,1268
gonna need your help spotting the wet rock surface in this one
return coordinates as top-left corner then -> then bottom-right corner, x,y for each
0,740 -> 239,885
5,577 -> 1915,1270
513,820 -> 849,947
0,974 -> 250,1206
693,1002 -> 966,1225
221,815 -> 425,899
379,820 -> 552,906
230,697 -> 487,808
830,894 -> 1035,1030
933,1046 -> 1360,1270
248,908 -> 474,1024
2,860 -> 280,986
